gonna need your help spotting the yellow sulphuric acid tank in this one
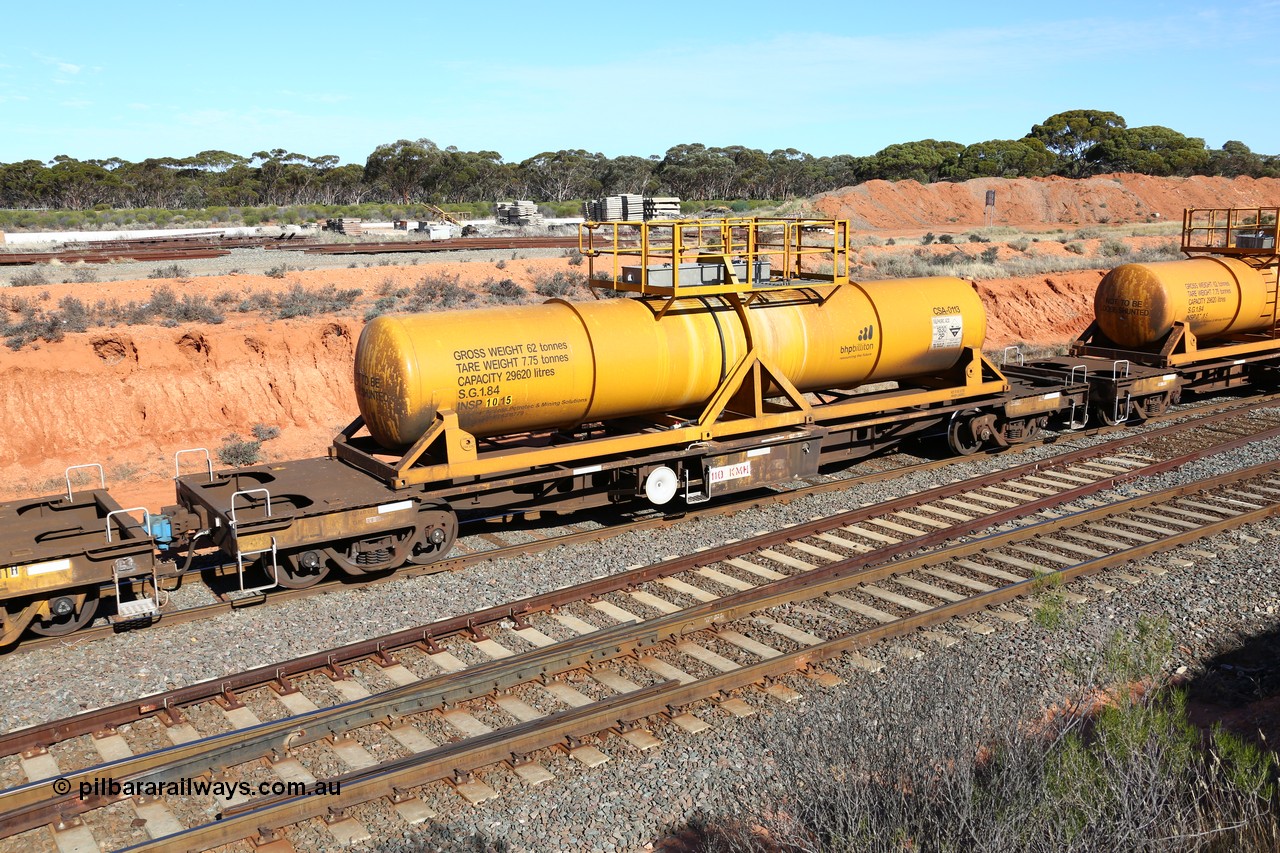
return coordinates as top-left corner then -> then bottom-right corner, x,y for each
354,278 -> 987,449
1094,258 -> 1279,349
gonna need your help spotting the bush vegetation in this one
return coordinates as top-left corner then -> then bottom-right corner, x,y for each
9,266 -> 50,287
147,263 -> 190,280
484,278 -> 528,304
250,423 -> 280,442
268,283 -> 361,319
681,619 -> 1279,852
0,277 -> 368,348
0,110 -> 1272,234
859,233 -> 1180,281
0,284 -> 233,348
216,435 -> 261,466
1100,239 -> 1132,258
533,270 -> 586,298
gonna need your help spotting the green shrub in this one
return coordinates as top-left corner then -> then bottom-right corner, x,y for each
981,246 -> 1000,263
484,278 -> 527,304
55,296 -> 91,332
921,232 -> 936,245
533,270 -> 585,298
148,263 -> 190,280
1,306 -> 63,349
9,266 -> 49,287
937,234 -> 954,244
1100,239 -> 1131,258
145,285 -> 224,324
217,435 -> 261,466
1033,590 -> 1067,629
236,290 -> 275,313
251,423 -> 280,441
364,295 -> 399,320
404,273 -> 474,309
272,283 -> 361,319
1064,242 -> 1086,255
1132,240 -> 1182,263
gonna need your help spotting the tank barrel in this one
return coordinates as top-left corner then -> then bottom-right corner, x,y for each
354,278 -> 988,449
1094,258 -> 1278,348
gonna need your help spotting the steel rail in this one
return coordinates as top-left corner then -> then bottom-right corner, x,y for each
79,460 -> 1280,852
280,236 -> 594,255
0,234 -> 594,265
0,247 -> 233,265
7,457 -> 1277,839
13,392 -> 1279,658
4,403 -> 1278,766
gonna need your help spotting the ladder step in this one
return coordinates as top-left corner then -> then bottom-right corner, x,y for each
113,598 -> 159,622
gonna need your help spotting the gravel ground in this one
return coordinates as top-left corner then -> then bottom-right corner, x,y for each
2,407 -> 1279,852
372,450 -> 1280,853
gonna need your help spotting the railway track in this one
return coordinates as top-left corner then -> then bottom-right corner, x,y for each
12,392 -> 1280,657
0,246 -> 235,266
0,235 -> 306,266
0,234 -> 592,266
1,416 -> 1278,850
272,236 -> 591,255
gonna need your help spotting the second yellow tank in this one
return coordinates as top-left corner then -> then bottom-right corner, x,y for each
1095,257 -> 1278,348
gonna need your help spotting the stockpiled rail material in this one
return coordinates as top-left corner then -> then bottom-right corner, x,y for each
582,194 -> 681,222
354,278 -> 986,447
1,446 -> 1275,850
494,201 -> 543,226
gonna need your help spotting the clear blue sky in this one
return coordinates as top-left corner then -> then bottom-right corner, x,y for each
2,0 -> 1276,166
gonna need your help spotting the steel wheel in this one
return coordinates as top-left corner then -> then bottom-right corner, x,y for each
405,512 -> 459,566
947,411 -> 983,456
273,550 -> 331,589
29,592 -> 99,637
1092,402 -> 1127,427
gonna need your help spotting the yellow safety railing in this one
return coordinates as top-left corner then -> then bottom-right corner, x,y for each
578,217 -> 850,296
1183,207 -> 1280,256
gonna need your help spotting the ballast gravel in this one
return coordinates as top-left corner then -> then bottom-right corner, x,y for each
2,405 -> 1280,852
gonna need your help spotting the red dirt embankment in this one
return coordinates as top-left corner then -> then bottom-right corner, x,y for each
0,319 -> 359,509
814,174 -> 1280,230
976,270 -> 1104,347
0,173 -> 1266,507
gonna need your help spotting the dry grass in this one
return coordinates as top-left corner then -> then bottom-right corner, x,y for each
671,620 -> 1279,853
